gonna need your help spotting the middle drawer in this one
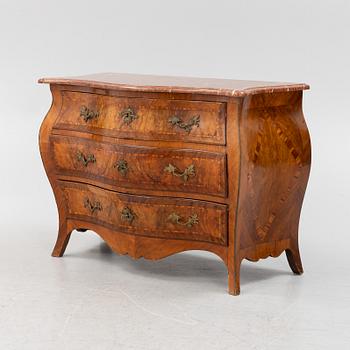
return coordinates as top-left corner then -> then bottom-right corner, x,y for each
51,135 -> 227,197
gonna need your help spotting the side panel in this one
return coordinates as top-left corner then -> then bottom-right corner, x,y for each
236,91 -> 311,261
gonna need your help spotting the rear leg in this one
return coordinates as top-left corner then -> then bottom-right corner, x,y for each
285,243 -> 303,274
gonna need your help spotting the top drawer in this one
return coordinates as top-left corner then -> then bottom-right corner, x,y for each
54,91 -> 226,145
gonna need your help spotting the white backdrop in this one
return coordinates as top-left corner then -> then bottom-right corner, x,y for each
0,1 -> 349,349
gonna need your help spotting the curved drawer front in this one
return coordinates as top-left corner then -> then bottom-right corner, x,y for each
51,136 -> 227,197
54,91 -> 226,145
60,181 -> 227,245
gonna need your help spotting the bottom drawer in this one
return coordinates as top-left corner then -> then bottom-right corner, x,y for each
59,181 -> 227,245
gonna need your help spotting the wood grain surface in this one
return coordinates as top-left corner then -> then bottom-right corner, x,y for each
54,90 -> 226,145
51,135 -> 227,197
60,181 -> 228,245
39,76 -> 311,296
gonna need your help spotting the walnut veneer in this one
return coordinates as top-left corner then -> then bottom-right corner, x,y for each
39,73 -> 311,295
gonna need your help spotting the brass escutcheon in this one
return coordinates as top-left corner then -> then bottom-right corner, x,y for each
120,107 -> 138,125
84,198 -> 102,214
80,105 -> 99,122
114,159 -> 128,176
121,206 -> 136,223
76,151 -> 96,167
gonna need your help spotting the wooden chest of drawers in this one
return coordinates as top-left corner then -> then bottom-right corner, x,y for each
39,73 -> 311,295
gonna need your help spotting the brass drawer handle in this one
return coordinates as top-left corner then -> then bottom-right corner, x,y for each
164,163 -> 195,182
76,151 -> 96,167
114,159 -> 128,176
80,105 -> 99,122
120,107 -> 138,125
121,206 -> 136,223
84,198 -> 102,214
168,115 -> 200,133
168,213 -> 199,228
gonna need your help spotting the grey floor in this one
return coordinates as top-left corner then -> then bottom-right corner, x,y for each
1,195 -> 349,350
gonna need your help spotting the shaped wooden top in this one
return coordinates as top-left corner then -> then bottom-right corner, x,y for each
39,72 -> 309,97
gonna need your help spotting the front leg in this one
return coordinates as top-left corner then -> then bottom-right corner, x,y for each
52,221 -> 72,257
228,258 -> 242,296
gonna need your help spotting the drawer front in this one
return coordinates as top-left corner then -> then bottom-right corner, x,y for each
60,181 -> 227,245
54,91 -> 226,145
51,136 -> 227,197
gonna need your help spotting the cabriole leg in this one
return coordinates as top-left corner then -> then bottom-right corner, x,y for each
228,258 -> 242,296
285,243 -> 304,275
51,223 -> 72,257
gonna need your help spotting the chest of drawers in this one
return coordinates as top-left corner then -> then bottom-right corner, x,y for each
39,73 -> 311,295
